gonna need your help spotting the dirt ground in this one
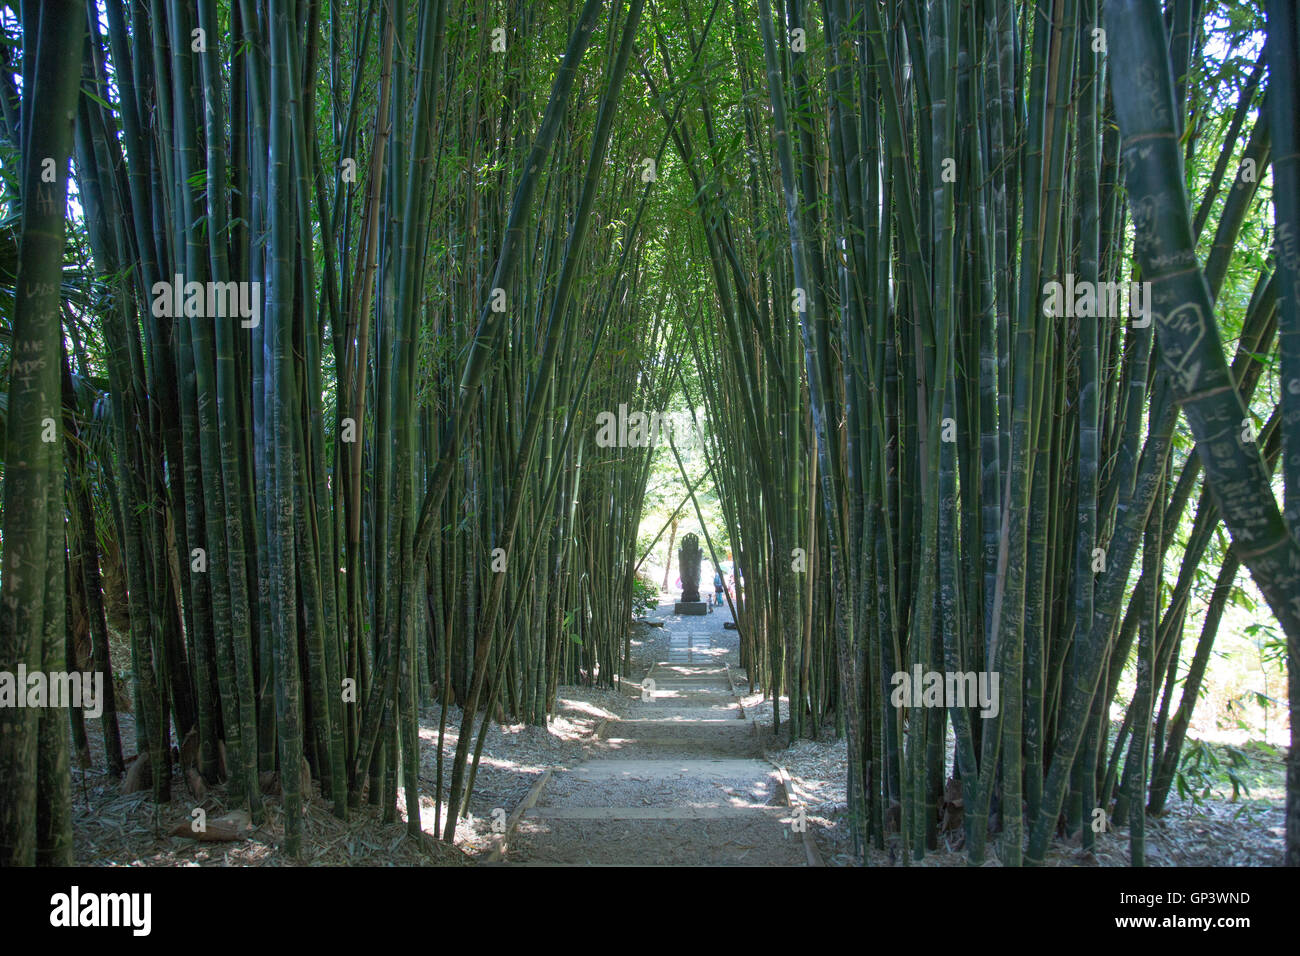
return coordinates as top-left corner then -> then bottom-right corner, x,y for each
70,686 -> 632,866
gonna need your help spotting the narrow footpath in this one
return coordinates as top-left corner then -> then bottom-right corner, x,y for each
505,607 -> 812,865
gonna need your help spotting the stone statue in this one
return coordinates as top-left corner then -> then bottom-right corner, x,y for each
678,533 -> 702,603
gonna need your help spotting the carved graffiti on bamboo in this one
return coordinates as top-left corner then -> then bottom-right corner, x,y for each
1212,475 -> 1260,543
1159,301 -> 1205,392
1279,225 -> 1300,399
1137,63 -> 1171,127
1128,191 -> 1198,272
1130,194 -> 1161,258
1278,222 -> 1300,275
1194,398 -> 1236,432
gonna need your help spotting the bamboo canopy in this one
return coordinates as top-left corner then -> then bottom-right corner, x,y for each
0,0 -> 1296,869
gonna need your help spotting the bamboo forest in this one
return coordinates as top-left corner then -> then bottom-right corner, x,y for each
0,0 -> 1297,898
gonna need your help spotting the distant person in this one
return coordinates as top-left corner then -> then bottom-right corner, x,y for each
713,571 -> 725,606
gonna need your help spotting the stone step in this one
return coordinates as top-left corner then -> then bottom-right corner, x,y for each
648,663 -> 729,676
524,806 -> 790,821
506,816 -> 809,866
645,673 -> 729,681
537,760 -> 783,808
554,758 -> 771,776
606,716 -> 740,724
641,704 -> 744,719
602,719 -> 754,742
642,694 -> 737,708
588,737 -> 759,758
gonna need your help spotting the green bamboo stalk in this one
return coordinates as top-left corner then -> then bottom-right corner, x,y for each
0,0 -> 84,867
